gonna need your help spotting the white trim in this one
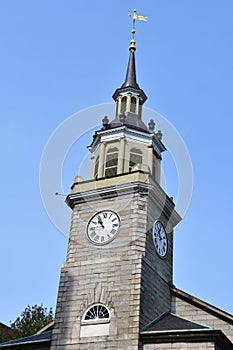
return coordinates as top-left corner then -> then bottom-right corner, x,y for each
81,303 -> 111,323
99,126 -> 152,145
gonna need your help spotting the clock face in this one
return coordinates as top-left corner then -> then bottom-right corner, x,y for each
152,221 -> 168,258
87,210 -> 120,245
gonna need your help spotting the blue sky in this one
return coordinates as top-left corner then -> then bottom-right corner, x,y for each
1,1 -> 233,325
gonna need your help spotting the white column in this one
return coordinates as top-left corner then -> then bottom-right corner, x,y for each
126,94 -> 131,112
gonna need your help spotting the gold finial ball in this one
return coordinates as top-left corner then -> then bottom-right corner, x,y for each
132,29 -> 136,34
134,9 -> 137,12
129,39 -> 136,51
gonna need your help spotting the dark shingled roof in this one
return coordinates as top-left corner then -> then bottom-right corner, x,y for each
0,330 -> 52,347
108,114 -> 150,133
143,312 -> 209,332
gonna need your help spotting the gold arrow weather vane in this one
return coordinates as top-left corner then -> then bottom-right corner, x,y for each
128,9 -> 148,50
128,9 -> 148,22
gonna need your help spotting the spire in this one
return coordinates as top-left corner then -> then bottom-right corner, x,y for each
112,37 -> 147,103
121,40 -> 139,89
112,10 -> 147,103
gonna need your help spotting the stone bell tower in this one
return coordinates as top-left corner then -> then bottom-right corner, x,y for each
51,28 -> 181,350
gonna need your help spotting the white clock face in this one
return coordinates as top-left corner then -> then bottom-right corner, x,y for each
87,210 -> 120,245
152,221 -> 168,258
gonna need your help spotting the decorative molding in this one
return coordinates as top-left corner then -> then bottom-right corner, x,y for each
67,171 -> 181,227
89,125 -> 166,158
67,180 -> 150,207
80,282 -> 113,318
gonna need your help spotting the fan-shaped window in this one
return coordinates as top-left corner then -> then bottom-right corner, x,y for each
82,303 -> 110,323
94,155 -> 99,179
130,96 -> 137,113
129,148 -> 143,171
120,96 -> 127,113
105,147 -> 118,177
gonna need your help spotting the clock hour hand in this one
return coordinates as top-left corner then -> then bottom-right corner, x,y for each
157,229 -> 162,240
157,226 -> 162,240
97,217 -> 105,229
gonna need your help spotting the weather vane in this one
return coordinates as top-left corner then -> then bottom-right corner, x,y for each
128,9 -> 148,39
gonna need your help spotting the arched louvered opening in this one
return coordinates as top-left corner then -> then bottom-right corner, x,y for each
104,147 -> 118,177
129,148 -> 143,171
120,96 -> 127,113
130,96 -> 137,113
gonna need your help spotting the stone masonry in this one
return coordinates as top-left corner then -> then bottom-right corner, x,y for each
50,172 -> 180,350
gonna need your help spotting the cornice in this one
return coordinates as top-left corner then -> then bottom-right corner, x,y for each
89,125 -> 166,158
66,171 -> 181,228
66,178 -> 150,209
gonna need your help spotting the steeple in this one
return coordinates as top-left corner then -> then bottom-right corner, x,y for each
87,10 -> 166,183
111,36 -> 148,132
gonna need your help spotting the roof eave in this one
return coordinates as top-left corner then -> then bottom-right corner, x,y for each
112,86 -> 147,103
171,286 -> 233,325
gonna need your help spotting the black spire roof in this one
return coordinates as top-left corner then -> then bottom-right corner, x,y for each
112,39 -> 147,103
121,49 -> 139,89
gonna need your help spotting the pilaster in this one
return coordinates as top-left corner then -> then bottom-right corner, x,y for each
117,137 -> 126,174
97,142 -> 106,178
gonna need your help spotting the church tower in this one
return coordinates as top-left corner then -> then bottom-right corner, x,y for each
51,26 -> 181,350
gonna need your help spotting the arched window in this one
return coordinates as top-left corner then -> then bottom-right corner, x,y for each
130,96 -> 137,113
94,155 -> 99,179
129,148 -> 143,171
120,96 -> 127,113
82,303 -> 110,323
105,147 -> 118,177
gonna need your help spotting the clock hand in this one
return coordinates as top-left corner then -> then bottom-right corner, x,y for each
98,217 -> 105,229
